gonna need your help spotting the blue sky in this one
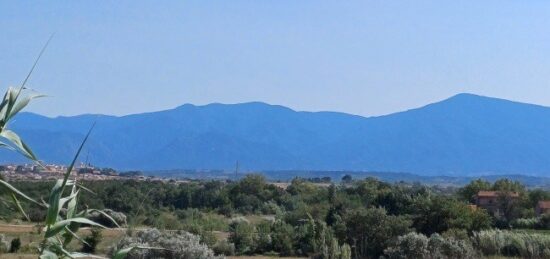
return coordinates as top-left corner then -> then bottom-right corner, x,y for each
1,1 -> 550,117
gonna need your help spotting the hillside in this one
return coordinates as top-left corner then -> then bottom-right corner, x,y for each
3,93 -> 550,176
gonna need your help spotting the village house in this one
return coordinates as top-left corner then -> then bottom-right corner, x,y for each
536,201 -> 550,216
475,191 -> 520,217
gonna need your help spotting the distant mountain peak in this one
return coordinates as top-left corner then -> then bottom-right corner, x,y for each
8,93 -> 550,176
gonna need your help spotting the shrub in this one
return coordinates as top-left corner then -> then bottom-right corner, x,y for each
229,221 -> 257,255
27,207 -> 46,222
271,220 -> 295,256
384,232 -> 477,259
428,234 -> 477,259
255,221 -> 273,254
82,228 -> 103,253
212,239 -> 235,256
472,230 -> 550,258
384,232 -> 429,259
0,234 -> 8,253
511,217 -> 538,229
537,214 -> 550,230
112,228 -> 221,259
199,231 -> 218,248
9,237 -> 21,253
345,207 -> 412,257
441,228 -> 469,241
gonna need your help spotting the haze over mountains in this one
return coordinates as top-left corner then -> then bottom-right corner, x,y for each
2,93 -> 550,177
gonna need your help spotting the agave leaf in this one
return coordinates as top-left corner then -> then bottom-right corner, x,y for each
45,217 -> 107,238
0,87 -> 15,126
10,193 -> 30,221
0,140 -> 15,150
8,33 -> 53,120
60,122 -> 95,191
62,225 -> 89,248
66,185 -> 78,219
76,183 -> 96,195
0,179 -> 44,207
0,87 -> 13,122
45,180 -> 64,225
86,209 -> 121,228
7,91 -> 47,121
62,186 -> 80,246
0,129 -> 38,161
45,124 -> 94,226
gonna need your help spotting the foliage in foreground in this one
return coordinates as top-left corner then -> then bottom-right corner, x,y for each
0,39 -> 143,259
112,228 -> 220,259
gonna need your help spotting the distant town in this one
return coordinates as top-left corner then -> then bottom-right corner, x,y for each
0,163 -> 163,182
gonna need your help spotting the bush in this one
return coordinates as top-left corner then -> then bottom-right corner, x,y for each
212,239 -> 235,256
428,234 -> 477,259
271,220 -> 295,256
199,231 -> 217,248
0,234 -> 8,254
384,232 -> 477,259
112,228 -> 221,259
384,232 -> 429,259
511,217 -> 538,229
82,228 -> 103,253
27,207 -> 46,222
229,221 -> 257,255
9,237 -> 21,253
441,228 -> 469,241
536,214 -> 550,230
472,230 -> 550,258
345,207 -> 412,257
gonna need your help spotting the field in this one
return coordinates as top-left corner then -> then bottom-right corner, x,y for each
0,222 -> 125,257
0,222 -> 305,258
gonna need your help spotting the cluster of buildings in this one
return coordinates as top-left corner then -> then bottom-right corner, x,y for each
473,190 -> 550,217
0,163 -> 128,181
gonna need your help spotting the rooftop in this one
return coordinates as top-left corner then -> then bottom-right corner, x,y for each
476,191 -> 520,198
537,201 -> 550,209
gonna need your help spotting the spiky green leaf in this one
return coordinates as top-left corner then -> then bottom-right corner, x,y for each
45,217 -> 106,238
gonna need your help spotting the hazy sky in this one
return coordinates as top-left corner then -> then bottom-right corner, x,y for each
1,1 -> 550,117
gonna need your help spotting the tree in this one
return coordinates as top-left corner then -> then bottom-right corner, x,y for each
458,179 -> 491,203
492,178 -> 526,194
411,196 -> 492,235
528,189 -> 550,208
384,232 -> 429,259
255,221 -> 273,254
271,220 -> 295,256
229,221 -> 257,255
341,175 -> 353,183
345,207 -> 411,257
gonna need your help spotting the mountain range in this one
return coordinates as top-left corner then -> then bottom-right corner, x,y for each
2,93 -> 550,177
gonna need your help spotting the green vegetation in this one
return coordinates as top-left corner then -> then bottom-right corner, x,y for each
3,174 -> 549,258
0,41 -> 149,258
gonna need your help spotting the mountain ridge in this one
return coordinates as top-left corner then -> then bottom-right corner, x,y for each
3,93 -> 550,176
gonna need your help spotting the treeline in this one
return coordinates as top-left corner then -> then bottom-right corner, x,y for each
1,175 -> 549,258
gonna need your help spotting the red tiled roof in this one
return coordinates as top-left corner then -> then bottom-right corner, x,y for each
476,191 -> 519,197
538,201 -> 550,209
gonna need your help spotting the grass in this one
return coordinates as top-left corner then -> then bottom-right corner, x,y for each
0,222 -> 125,256
511,229 -> 550,235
